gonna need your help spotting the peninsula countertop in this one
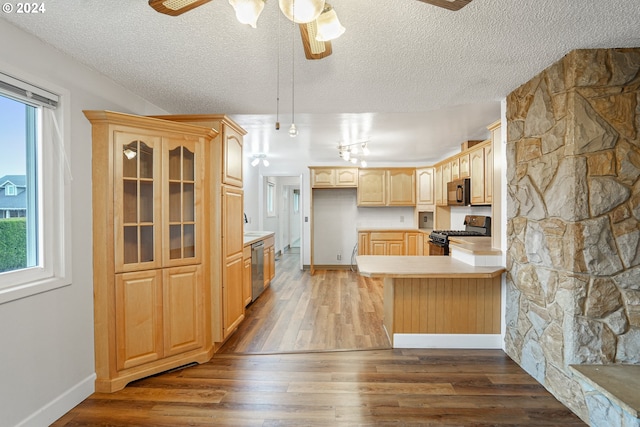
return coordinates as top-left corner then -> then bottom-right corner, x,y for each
448,236 -> 502,256
356,255 -> 505,279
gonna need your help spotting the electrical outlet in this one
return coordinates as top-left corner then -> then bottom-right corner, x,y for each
337,253 -> 342,261
400,215 -> 405,223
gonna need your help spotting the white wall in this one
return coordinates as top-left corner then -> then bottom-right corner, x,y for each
313,189 -> 415,265
242,156 -> 260,231
0,21 -> 168,427
449,205 -> 492,229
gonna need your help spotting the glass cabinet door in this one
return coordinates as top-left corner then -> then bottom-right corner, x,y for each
114,132 -> 162,272
164,138 -> 202,266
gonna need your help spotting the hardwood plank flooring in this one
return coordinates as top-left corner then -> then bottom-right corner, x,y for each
55,349 -> 585,426
53,250 -> 585,426
219,250 -> 390,353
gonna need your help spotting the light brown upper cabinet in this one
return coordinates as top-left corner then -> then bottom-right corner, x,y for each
357,169 -> 387,205
387,168 -> 416,205
470,144 -> 487,205
451,157 -> 460,180
438,162 -> 452,207
416,167 -> 435,206
435,164 -> 444,206
310,167 -> 358,188
148,115 -> 247,188
357,168 -> 416,206
484,143 -> 493,204
85,110 -> 215,392
459,153 -> 470,178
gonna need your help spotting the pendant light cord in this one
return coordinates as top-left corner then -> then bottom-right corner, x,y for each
291,0 -> 295,124
276,7 -> 280,128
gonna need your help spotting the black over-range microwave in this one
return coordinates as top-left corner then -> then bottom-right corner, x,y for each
447,178 -> 470,206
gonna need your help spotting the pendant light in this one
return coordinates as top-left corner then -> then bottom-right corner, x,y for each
279,0 -> 325,23
229,0 -> 265,28
315,3 -> 345,41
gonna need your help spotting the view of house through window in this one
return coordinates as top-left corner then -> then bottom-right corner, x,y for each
0,94 -> 38,274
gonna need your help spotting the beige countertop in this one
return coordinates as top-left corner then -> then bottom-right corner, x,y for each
356,255 -> 505,279
357,228 -> 432,234
243,231 -> 275,246
448,236 -> 502,256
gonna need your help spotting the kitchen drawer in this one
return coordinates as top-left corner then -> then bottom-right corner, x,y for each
370,232 -> 404,241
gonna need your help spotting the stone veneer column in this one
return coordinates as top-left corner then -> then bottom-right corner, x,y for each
505,48 -> 640,422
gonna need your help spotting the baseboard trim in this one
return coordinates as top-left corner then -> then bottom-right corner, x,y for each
393,334 -> 503,349
311,264 -> 354,271
17,373 -> 95,427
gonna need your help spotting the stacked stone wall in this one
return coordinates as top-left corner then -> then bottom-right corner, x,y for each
506,48 -> 640,423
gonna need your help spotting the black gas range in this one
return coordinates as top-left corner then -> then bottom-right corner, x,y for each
428,215 -> 491,255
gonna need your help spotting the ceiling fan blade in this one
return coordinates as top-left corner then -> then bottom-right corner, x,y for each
299,22 -> 332,60
149,0 -> 212,16
417,0 -> 473,11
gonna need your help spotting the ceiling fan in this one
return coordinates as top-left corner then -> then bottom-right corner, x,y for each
148,0 -> 343,60
417,0 -> 473,11
148,0 -> 472,60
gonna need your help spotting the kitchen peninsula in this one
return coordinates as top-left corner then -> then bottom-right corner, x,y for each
357,241 -> 505,349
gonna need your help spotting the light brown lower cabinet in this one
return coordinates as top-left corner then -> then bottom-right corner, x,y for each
223,253 -> 244,340
243,245 -> 252,306
263,236 -> 275,287
359,231 -> 426,256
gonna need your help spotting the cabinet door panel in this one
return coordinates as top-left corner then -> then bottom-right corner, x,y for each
388,242 -> 404,255
243,255 -> 252,306
371,241 -> 387,255
357,169 -> 386,205
163,137 -> 204,266
223,187 -> 244,257
485,144 -> 493,203
223,126 -> 243,187
114,132 -> 163,273
441,162 -> 451,206
223,254 -> 245,338
358,232 -> 370,255
388,169 -> 416,206
336,168 -> 358,187
470,147 -> 485,205
459,154 -> 470,178
115,270 -> 163,370
451,158 -> 460,180
163,265 -> 203,357
405,233 -> 420,256
311,168 -> 335,187
416,168 -> 434,205
270,246 -> 275,280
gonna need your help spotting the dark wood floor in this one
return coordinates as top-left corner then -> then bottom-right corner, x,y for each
53,250 -> 586,426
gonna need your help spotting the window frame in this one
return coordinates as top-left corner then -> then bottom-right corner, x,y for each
0,68 -> 72,304
5,183 -> 16,196
266,181 -> 276,218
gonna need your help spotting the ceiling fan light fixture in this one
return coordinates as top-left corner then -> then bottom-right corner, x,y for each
229,0 -> 265,28
148,0 -> 212,16
315,4 -> 345,42
279,0 -> 325,24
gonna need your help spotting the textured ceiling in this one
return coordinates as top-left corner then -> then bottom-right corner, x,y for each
3,0 -> 640,169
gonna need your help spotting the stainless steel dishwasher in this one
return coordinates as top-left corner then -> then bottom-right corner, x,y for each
251,241 -> 265,302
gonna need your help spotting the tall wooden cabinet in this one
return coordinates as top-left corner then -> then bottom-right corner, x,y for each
85,111 -> 216,392
150,115 -> 247,344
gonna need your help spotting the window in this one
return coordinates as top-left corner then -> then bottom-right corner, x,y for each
0,71 -> 71,303
266,181 -> 275,217
5,184 -> 16,196
293,189 -> 300,213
